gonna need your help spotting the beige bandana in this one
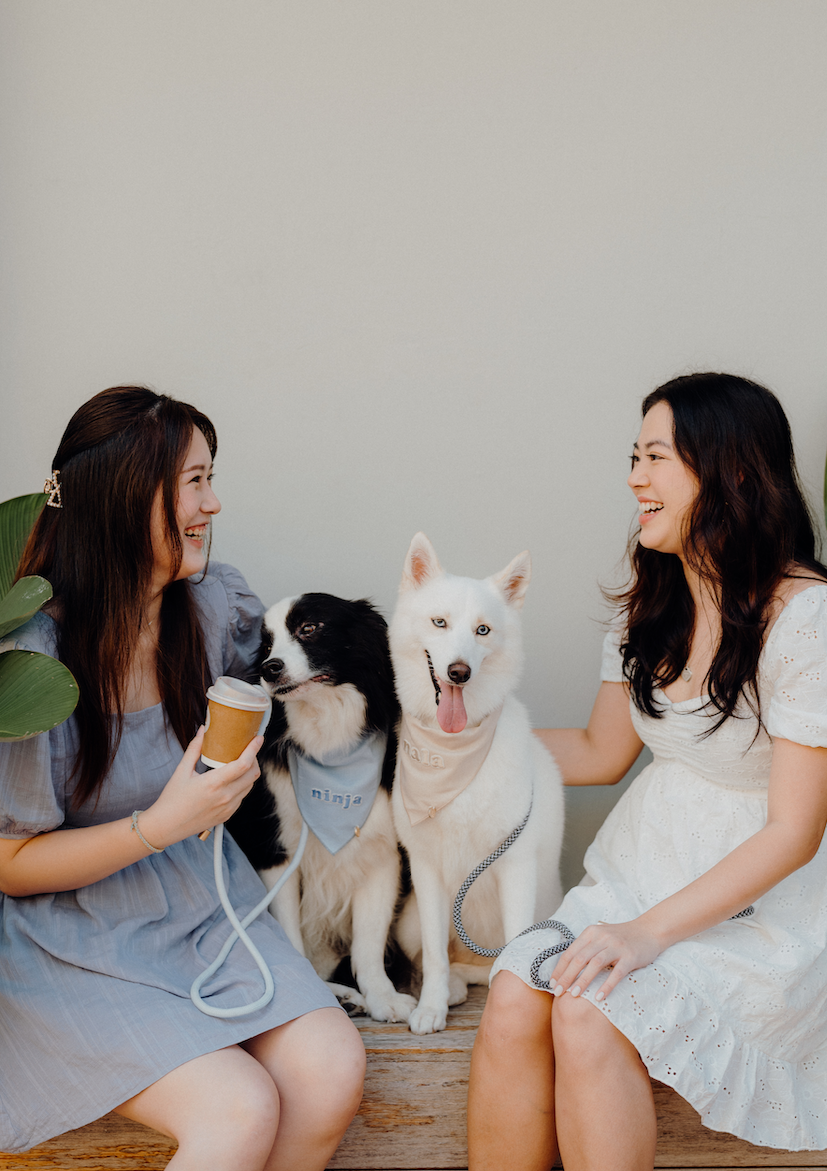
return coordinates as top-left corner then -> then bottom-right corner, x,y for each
398,706 -> 503,826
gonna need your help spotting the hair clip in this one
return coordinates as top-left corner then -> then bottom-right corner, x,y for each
44,470 -> 62,509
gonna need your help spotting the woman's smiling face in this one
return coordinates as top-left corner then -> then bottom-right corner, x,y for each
628,401 -> 698,560
151,427 -> 220,587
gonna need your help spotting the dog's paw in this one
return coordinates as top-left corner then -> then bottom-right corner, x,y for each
447,970 -> 469,1006
408,1002 -> 449,1034
365,990 -> 417,1024
326,981 -> 368,1015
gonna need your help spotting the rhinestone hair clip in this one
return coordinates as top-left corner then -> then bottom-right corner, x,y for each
44,470 -> 62,509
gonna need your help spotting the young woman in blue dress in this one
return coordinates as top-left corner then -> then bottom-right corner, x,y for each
0,386 -> 364,1168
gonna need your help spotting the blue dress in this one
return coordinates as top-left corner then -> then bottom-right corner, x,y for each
0,564 -> 339,1154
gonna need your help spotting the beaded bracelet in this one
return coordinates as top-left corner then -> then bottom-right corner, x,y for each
131,810 -> 164,854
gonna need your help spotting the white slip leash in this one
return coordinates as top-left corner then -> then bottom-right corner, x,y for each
190,820 -> 309,1018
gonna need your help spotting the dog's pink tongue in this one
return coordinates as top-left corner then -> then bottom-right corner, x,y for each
437,683 -> 467,733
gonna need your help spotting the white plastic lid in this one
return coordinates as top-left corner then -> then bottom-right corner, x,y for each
206,676 -> 270,712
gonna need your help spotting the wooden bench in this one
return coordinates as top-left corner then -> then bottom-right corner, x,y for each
2,988 -> 825,1170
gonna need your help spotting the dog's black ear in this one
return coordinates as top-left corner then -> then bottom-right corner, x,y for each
490,550 -> 532,610
400,532 -> 442,591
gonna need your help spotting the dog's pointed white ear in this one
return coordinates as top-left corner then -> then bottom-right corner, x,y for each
490,550 -> 531,610
400,532 -> 443,591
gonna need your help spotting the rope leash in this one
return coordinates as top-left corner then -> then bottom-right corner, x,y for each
450,798 -> 755,988
452,801 -> 541,958
525,904 -> 754,991
190,820 -> 309,1018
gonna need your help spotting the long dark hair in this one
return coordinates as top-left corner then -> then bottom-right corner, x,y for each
614,372 -> 826,727
17,386 -> 218,806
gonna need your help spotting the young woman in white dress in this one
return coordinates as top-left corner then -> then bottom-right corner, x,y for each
467,373 -> 827,1170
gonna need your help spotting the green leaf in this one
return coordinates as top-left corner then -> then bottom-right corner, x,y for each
0,576 -> 53,639
0,649 -> 78,740
0,494 -> 46,598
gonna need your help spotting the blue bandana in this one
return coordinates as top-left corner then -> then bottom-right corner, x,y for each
288,732 -> 386,854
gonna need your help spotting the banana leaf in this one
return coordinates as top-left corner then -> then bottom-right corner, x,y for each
0,493 -> 45,598
0,576 -> 53,640
0,648 -> 79,741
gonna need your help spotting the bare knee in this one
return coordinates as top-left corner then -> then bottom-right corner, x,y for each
476,972 -> 553,1057
187,1061 -> 280,1158
315,1013 -> 366,1125
247,1008 -> 365,1140
118,1048 -> 281,1166
553,992 -> 640,1075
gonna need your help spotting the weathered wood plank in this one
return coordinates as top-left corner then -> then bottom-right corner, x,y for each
0,1110 -> 175,1170
328,994 -> 477,1169
3,987 -> 826,1170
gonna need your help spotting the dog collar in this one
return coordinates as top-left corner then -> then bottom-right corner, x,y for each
397,707 -> 503,826
288,732 -> 386,854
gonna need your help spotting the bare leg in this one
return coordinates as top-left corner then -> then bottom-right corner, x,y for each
553,993 -> 656,1171
114,1008 -> 364,1171
242,1007 -> 365,1170
114,1046 -> 280,1170
467,971 -> 558,1171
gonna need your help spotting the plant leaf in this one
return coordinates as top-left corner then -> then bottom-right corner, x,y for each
0,576 -> 53,639
0,649 -> 78,740
0,494 -> 46,598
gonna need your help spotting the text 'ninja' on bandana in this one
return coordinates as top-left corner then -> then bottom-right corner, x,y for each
288,732 -> 386,854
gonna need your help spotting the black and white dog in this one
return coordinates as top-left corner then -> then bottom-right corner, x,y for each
228,593 -> 416,1023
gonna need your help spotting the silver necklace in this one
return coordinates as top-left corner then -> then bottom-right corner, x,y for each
680,665 -> 692,682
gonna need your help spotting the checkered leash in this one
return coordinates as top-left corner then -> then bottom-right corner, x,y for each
451,800 -> 755,992
451,800 -> 576,979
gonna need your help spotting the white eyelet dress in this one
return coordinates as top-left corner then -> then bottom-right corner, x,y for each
491,585 -> 827,1151
0,564 -> 340,1155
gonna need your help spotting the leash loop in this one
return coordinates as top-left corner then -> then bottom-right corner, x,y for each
522,904 -> 753,991
519,919 -> 576,989
190,820 -> 309,1018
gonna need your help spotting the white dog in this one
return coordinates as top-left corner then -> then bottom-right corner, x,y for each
390,533 -> 564,1034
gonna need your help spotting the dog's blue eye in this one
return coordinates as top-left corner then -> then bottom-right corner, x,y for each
431,618 -> 446,628
476,625 -> 491,636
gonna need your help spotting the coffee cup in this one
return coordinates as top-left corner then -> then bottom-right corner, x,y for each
201,676 -> 271,768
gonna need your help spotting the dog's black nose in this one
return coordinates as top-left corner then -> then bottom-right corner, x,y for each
447,662 -> 471,684
260,659 -> 285,682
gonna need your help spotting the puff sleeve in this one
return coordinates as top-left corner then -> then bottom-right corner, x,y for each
600,621 -> 626,684
0,615 -> 68,839
190,562 -> 266,681
764,585 -> 827,749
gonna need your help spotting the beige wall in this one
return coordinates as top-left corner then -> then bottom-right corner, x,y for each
2,1 -> 826,886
